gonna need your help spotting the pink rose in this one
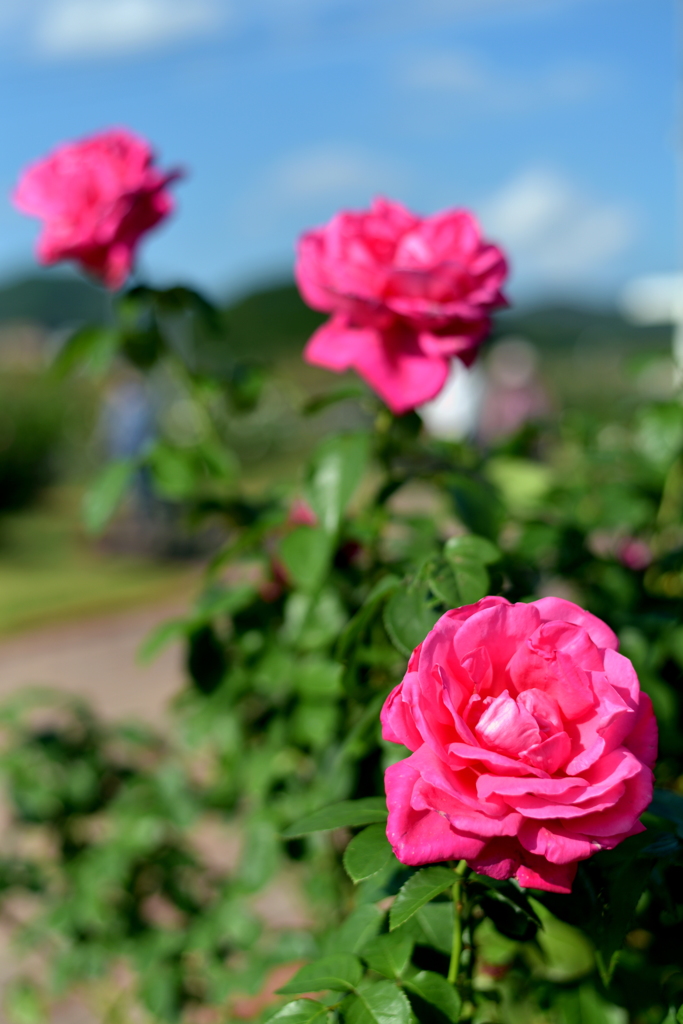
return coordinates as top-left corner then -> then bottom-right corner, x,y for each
13,128 -> 180,289
287,497 -> 319,528
617,537 -> 653,572
295,198 -> 508,414
381,596 -> 657,893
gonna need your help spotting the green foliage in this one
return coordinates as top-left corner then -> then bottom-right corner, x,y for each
268,1000 -> 332,1024
282,799 -> 388,838
278,955 -> 363,994
343,824 -> 396,882
344,980 -> 411,1024
0,374 -> 72,513
82,457 -> 136,534
403,970 -> 462,1022
4,280 -> 683,1024
389,868 -> 456,930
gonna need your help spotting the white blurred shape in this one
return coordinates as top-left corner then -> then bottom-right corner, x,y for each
620,273 -> 683,375
488,337 -> 538,389
35,0 -> 227,57
620,274 -> 683,324
418,358 -> 486,440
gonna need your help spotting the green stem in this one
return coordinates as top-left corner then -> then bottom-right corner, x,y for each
448,860 -> 468,985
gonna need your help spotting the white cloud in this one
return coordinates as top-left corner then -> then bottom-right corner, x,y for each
34,0 -> 230,58
16,0 -> 594,63
269,145 -> 401,202
403,51 -> 608,110
235,143 -> 409,239
481,169 -> 636,283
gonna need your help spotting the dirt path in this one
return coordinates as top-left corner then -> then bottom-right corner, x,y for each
0,599 -> 192,1022
0,598 -> 187,721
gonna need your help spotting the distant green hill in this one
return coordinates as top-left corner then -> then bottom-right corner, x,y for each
495,303 -> 671,352
0,272 -> 669,358
0,272 -> 109,329
221,285 -> 672,359
221,281 -> 325,360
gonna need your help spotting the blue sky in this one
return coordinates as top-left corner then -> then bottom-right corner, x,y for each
0,0 -> 678,304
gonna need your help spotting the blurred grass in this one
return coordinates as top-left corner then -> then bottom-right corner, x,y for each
0,489 -> 195,635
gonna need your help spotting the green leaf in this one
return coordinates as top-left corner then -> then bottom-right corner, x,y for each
236,816 -> 279,892
337,575 -> 400,662
427,563 -> 465,608
648,788 -> 683,837
296,659 -> 344,698
444,535 -> 501,565
485,457 -> 554,519
82,459 -> 136,534
147,443 -> 198,501
404,971 -> 462,1023
283,588 -> 347,651
441,536 -> 498,605
52,325 -> 120,378
280,527 -> 333,592
362,933 -> 414,979
323,905 -> 384,956
268,1000 -> 331,1024
277,955 -> 363,995
304,386 -> 367,416
529,899 -> 594,983
307,432 -> 370,536
138,619 -> 187,663
282,798 -> 388,838
587,835 -> 656,985
344,980 -> 411,1024
553,984 -> 625,1024
471,877 -> 541,942
390,867 -> 455,931
193,583 -> 257,623
344,824 -> 395,883
384,582 -> 440,658
413,904 -> 453,955
4,979 -> 44,1024
447,473 -> 503,540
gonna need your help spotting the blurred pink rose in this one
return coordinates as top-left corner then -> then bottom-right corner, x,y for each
295,198 -> 508,414
617,538 -> 653,572
381,596 -> 657,893
13,128 -> 180,289
287,497 -> 318,527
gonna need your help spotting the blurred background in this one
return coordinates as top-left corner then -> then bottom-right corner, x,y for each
0,0 -> 676,710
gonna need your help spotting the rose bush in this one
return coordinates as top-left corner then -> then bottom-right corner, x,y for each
295,197 -> 508,413
6,127 -> 683,1024
13,128 -> 179,289
381,595 -> 658,892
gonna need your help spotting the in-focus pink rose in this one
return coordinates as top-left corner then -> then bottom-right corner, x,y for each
295,198 -> 508,415
381,596 -> 657,893
13,128 -> 180,289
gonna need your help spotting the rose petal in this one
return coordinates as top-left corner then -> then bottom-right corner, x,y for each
515,855 -> 577,893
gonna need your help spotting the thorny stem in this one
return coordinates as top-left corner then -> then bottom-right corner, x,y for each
448,859 -> 468,985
